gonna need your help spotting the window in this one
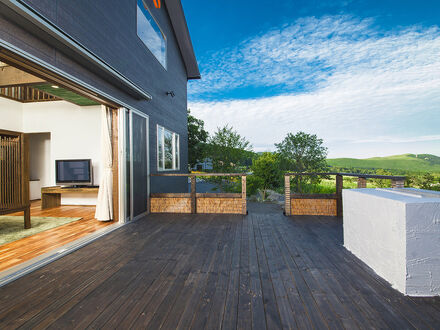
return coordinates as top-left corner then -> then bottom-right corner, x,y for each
157,125 -> 180,170
137,0 -> 167,68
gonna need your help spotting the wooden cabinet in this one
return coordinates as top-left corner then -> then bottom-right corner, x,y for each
41,186 -> 99,209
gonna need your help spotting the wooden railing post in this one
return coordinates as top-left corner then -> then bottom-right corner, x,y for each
190,175 -> 196,214
241,175 -> 247,215
391,179 -> 404,188
336,174 -> 343,217
284,174 -> 291,215
357,177 -> 367,188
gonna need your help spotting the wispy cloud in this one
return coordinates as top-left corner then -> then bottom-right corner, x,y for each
188,15 -> 440,157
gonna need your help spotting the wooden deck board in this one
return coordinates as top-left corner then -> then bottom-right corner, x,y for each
0,202 -> 439,329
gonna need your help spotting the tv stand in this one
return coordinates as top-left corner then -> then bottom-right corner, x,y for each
41,186 -> 99,209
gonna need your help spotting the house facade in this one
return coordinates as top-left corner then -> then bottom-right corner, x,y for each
0,0 -> 199,222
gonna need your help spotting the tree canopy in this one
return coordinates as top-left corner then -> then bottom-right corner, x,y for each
275,131 -> 328,173
187,109 -> 209,169
207,125 -> 252,172
251,152 -> 282,200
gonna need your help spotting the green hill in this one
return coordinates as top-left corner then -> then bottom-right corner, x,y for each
327,154 -> 440,173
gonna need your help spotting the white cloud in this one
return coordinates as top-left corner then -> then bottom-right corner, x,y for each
188,15 -> 440,158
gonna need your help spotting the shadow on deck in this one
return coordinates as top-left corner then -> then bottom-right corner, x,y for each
0,202 -> 438,328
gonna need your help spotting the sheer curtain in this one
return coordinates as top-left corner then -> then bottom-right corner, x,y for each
95,106 -> 113,221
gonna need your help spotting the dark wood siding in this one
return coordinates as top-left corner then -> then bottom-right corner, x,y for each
0,0 -> 190,192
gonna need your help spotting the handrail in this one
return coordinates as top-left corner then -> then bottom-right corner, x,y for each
151,173 -> 246,177
285,172 -> 406,181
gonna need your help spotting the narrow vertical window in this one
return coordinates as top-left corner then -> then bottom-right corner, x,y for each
137,0 -> 167,68
157,125 -> 180,171
174,134 -> 180,169
158,126 -> 164,170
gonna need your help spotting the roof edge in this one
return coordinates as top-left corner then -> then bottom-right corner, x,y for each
164,0 -> 200,80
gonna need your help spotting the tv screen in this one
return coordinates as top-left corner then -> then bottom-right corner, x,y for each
56,159 -> 92,185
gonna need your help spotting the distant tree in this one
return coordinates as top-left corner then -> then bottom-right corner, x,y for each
207,125 -> 252,173
372,169 -> 392,188
275,132 -> 328,173
275,132 -> 328,191
419,173 -> 435,190
251,152 -> 282,200
187,109 -> 209,170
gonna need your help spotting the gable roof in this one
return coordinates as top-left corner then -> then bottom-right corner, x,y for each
165,0 -> 200,79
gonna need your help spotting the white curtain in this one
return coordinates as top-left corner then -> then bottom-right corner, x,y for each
95,106 -> 113,221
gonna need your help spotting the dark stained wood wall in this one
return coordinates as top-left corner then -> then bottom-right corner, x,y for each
0,0 -> 189,192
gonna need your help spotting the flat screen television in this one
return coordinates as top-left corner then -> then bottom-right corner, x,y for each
56,159 -> 93,186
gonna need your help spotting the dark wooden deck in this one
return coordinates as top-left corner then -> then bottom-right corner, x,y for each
0,203 -> 439,329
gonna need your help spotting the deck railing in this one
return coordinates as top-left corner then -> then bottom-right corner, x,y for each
150,173 -> 247,215
284,172 -> 406,216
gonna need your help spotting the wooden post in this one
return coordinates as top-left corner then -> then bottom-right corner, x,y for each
391,179 -> 404,188
357,177 -> 367,188
190,176 -> 196,214
21,133 -> 30,228
241,175 -> 247,215
284,175 -> 291,215
336,174 -> 343,217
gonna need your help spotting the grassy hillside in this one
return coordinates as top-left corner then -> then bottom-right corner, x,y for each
327,154 -> 440,173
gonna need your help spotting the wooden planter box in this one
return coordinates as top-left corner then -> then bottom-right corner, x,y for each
291,194 -> 337,216
150,193 -> 192,213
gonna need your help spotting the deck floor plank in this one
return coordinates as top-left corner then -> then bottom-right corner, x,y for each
0,202 -> 439,329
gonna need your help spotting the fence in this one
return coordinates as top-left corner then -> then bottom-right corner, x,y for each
150,173 -> 247,215
0,130 -> 30,228
284,172 -> 406,217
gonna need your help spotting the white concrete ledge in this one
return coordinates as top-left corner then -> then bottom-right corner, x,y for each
343,188 -> 440,296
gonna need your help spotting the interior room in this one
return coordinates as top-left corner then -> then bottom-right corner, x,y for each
0,60 -> 115,272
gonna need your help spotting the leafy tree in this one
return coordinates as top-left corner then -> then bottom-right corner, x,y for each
207,125 -> 252,173
372,169 -> 392,188
275,131 -> 328,173
275,132 -> 328,191
187,109 -> 209,170
419,173 -> 435,190
251,152 -> 282,200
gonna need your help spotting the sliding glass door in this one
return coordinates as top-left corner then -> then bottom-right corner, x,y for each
129,111 -> 149,220
120,109 -> 149,222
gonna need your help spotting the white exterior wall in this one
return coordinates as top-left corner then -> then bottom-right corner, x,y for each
1,98 -> 101,205
406,201 -> 440,295
343,189 -> 407,293
344,188 -> 440,296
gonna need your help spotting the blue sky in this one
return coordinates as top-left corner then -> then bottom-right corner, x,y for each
182,0 -> 440,158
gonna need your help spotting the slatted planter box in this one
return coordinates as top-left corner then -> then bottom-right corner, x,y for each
291,194 -> 337,216
150,193 -> 191,213
196,193 -> 244,214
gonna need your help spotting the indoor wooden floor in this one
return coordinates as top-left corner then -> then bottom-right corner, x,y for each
0,203 -> 439,329
0,200 -> 113,272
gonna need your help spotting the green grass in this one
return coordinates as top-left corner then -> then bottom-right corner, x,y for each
327,154 -> 440,173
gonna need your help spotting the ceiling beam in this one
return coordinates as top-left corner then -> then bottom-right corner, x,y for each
0,65 -> 45,87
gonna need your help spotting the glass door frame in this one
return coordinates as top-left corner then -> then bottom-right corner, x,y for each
118,108 -> 150,223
